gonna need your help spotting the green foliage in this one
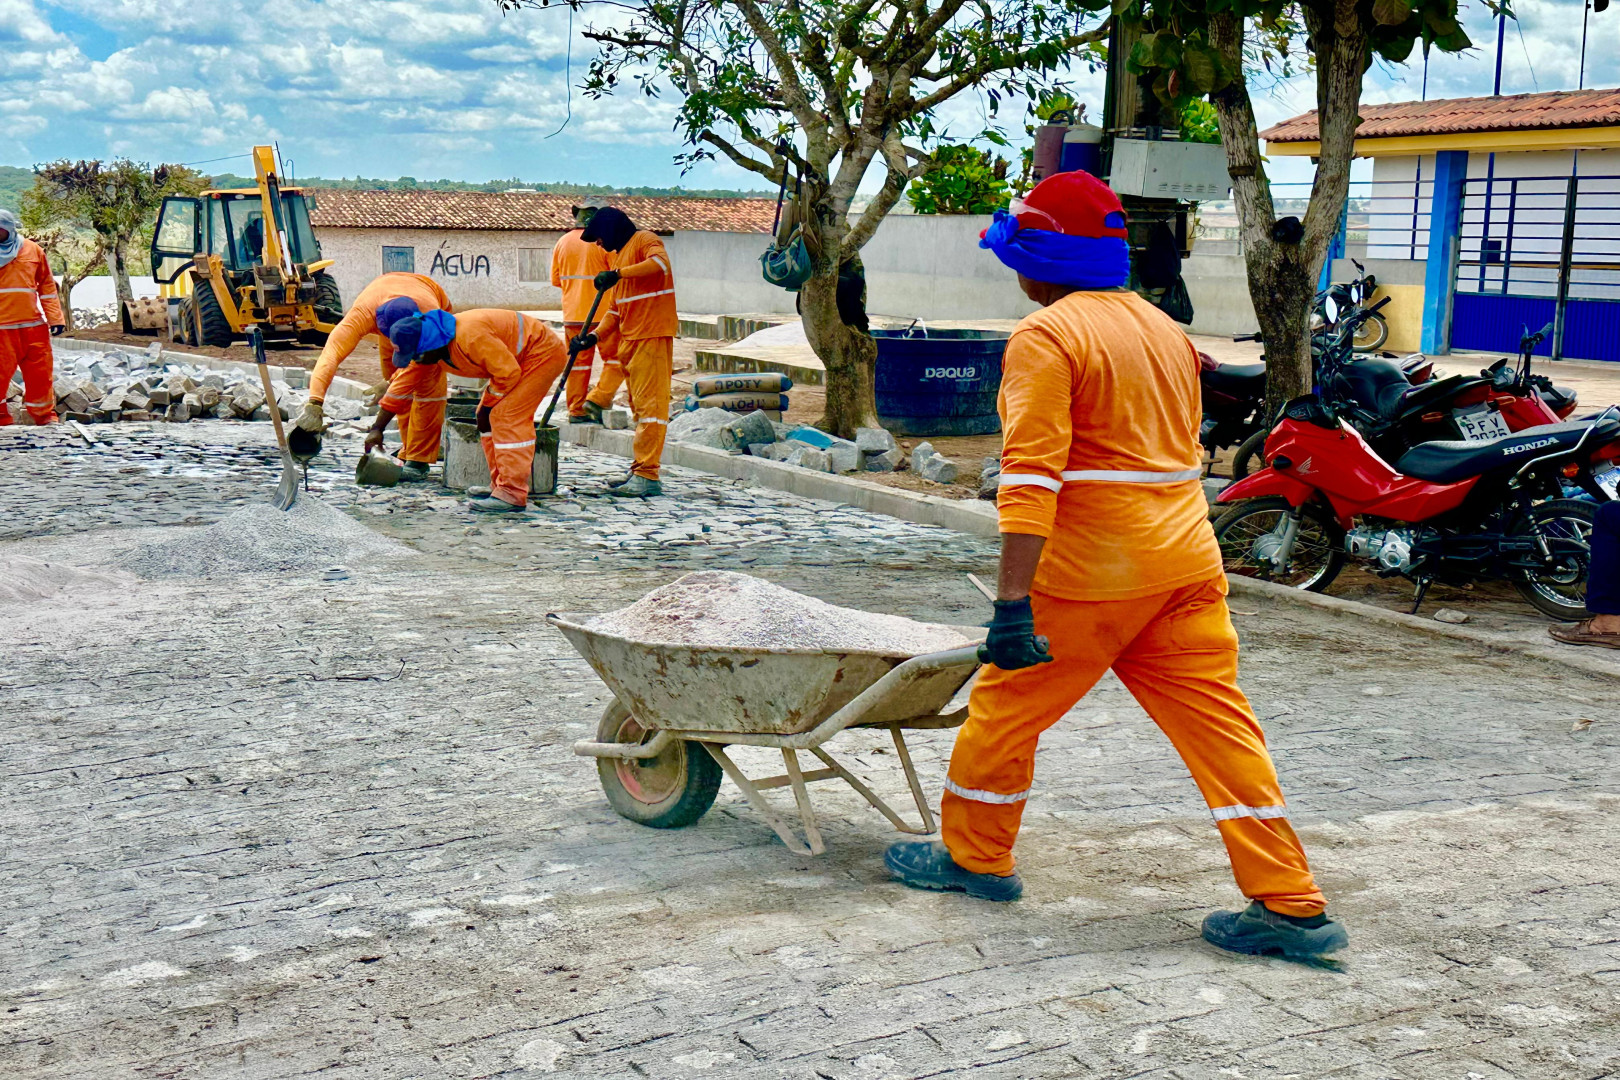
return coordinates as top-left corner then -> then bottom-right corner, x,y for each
1179,99 -> 1221,144
0,165 -> 32,212
32,160 -> 208,246
1122,0 -> 1477,110
908,145 -> 1012,215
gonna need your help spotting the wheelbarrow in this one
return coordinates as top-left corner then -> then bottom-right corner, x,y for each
549,613 -> 983,856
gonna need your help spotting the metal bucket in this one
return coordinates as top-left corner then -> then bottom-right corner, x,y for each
355,450 -> 402,487
442,420 -> 489,491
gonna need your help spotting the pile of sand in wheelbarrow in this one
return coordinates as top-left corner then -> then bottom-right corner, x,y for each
586,571 -> 973,657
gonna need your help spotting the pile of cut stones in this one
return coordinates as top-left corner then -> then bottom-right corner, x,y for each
5,345 -> 363,428
664,407 -> 962,484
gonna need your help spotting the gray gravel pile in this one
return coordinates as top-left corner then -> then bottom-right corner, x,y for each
117,498 -> 402,578
587,570 -> 972,656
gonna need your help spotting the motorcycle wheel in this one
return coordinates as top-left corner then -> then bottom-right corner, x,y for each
1229,428 -> 1268,482
1511,498 -> 1598,620
1213,496 -> 1346,591
1352,312 -> 1389,353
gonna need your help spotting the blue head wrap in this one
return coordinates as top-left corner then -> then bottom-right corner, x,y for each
388,309 -> 456,366
375,296 -> 421,337
979,209 -> 1130,290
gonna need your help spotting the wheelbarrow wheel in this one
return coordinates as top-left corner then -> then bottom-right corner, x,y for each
595,700 -> 721,829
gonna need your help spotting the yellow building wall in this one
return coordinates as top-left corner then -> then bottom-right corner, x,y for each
1368,284 -> 1424,353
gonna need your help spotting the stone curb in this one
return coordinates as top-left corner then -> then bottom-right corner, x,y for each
54,338 -> 370,400
558,423 -> 1003,538
1228,575 -> 1620,684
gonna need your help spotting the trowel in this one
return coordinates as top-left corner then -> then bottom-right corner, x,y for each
249,327 -> 301,511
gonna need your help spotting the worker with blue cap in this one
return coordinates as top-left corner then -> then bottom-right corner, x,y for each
882,170 -> 1346,962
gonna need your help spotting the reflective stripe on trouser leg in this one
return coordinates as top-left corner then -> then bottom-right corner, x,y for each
942,589 -> 1144,876
0,325 -> 56,422
1107,576 -> 1325,917
625,336 -> 674,480
487,349 -> 569,506
404,366 -> 447,465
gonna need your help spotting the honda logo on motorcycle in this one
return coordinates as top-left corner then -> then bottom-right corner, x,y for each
1508,437 -> 1559,454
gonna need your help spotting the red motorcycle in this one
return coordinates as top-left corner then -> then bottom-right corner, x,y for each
1213,390 -> 1620,619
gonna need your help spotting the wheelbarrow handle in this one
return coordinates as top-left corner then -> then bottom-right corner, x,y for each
539,284 -> 609,428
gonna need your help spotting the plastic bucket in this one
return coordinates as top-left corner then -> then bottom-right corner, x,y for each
355,450 -> 403,487
873,329 -> 1009,436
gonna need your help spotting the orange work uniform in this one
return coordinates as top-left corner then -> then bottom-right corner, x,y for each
944,290 -> 1327,918
585,231 -> 677,479
550,229 -> 612,417
309,273 -> 451,464
0,237 -> 66,426
388,310 -> 567,507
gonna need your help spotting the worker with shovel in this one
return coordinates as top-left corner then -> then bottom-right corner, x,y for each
576,206 -> 677,497
551,198 -> 615,423
377,309 -> 567,513
883,172 -> 1347,961
0,208 -> 67,426
299,273 -> 452,481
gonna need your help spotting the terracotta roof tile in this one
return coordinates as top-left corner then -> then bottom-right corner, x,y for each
307,188 -> 777,234
1261,87 -> 1620,143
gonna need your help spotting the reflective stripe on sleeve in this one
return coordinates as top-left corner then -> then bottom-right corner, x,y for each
998,473 -> 1062,492
616,288 -> 675,305
1060,468 -> 1203,483
493,440 -> 533,450
650,254 -> 670,274
0,319 -> 44,330
559,274 -> 595,280
1209,803 -> 1289,823
943,778 -> 1031,805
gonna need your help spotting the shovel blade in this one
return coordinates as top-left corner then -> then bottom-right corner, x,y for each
274,456 -> 300,511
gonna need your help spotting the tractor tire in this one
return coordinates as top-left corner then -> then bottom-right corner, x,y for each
313,270 -> 343,325
176,298 -> 198,347
191,278 -> 235,348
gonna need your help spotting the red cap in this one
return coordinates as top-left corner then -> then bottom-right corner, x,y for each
1009,171 -> 1128,239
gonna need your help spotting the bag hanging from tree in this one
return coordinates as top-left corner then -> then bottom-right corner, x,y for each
760,151 -> 815,291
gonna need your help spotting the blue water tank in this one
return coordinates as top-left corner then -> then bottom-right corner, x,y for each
873,328 -> 1009,436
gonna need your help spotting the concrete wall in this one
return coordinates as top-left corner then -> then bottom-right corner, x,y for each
314,227 -> 569,311
1182,252 -> 1256,337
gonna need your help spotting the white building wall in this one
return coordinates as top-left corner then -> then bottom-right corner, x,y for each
313,227 -> 570,311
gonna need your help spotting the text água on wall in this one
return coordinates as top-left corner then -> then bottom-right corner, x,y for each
430,241 -> 491,278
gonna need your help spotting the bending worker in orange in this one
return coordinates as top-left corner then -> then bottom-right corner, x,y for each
576,206 -> 677,497
884,172 -> 1348,961
0,208 -> 67,426
550,198 -> 613,423
379,308 -> 567,513
296,272 -> 451,482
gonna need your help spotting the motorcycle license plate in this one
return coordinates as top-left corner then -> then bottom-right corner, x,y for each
1454,407 -> 1512,442
1597,467 -> 1620,500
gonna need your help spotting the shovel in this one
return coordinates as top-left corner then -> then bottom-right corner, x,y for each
249,326 -> 301,511
532,284 -> 609,496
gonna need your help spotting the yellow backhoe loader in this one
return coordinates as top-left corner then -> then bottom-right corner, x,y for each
148,145 -> 341,347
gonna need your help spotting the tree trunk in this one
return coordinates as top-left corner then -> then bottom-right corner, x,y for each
800,265 -> 880,438
1210,8 -> 1366,420
107,239 -> 134,307
56,274 -> 74,330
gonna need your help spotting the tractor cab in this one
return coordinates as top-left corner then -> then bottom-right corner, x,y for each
148,145 -> 341,347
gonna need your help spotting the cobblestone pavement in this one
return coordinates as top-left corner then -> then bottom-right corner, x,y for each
3,421 -> 1619,1079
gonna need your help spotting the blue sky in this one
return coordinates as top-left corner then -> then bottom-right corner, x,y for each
0,0 -> 1615,191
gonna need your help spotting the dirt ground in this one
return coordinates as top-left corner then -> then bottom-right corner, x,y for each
3,419 -> 1620,1078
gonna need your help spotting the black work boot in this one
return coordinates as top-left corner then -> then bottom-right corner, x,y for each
884,841 -> 1023,901
1201,902 -> 1348,959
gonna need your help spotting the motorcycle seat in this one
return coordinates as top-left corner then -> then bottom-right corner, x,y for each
1394,373 -> 1490,417
1331,357 -> 1412,420
1202,362 -> 1266,395
1395,419 -> 1620,484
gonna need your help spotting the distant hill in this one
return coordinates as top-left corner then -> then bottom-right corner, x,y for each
0,166 -> 32,212
206,173 -> 773,199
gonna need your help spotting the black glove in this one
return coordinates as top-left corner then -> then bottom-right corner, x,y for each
49,324 -> 65,337
593,269 -> 620,290
570,332 -> 598,352
977,597 -> 1054,670
475,404 -> 494,434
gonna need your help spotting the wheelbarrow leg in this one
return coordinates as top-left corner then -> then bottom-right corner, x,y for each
807,742 -> 935,836
781,749 -> 825,856
890,724 -> 937,835
699,742 -> 821,857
